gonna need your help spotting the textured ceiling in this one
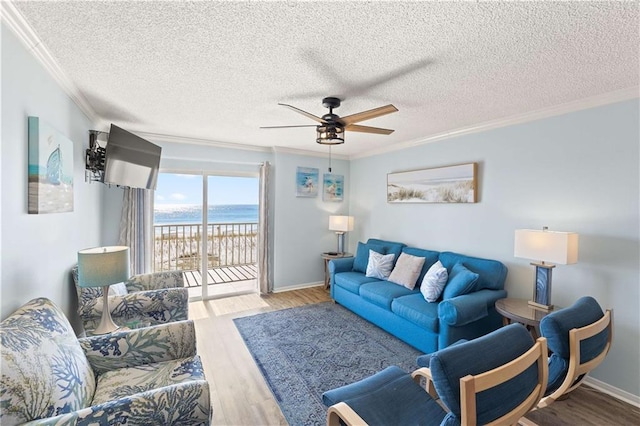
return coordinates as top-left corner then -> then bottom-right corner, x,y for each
10,1 -> 640,156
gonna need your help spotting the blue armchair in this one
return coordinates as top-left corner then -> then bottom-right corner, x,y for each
538,296 -> 612,408
72,265 -> 189,333
322,323 -> 548,425
0,297 -> 211,425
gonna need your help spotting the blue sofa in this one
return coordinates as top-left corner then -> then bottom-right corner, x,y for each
329,238 -> 508,354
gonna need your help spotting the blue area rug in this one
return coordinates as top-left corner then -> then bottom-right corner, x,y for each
233,302 -> 422,425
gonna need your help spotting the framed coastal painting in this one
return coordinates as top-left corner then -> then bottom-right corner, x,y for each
323,173 -> 344,202
296,166 -> 319,197
28,117 -> 74,214
387,162 -> 477,204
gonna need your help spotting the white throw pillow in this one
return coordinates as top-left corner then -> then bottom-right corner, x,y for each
388,252 -> 426,290
365,250 -> 396,280
420,260 -> 448,302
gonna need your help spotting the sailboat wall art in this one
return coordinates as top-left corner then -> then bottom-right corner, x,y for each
28,117 -> 74,214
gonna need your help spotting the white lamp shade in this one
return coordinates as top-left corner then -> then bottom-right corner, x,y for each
514,229 -> 579,265
77,246 -> 130,288
329,215 -> 354,232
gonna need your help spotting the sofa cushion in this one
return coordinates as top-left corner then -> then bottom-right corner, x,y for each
439,252 -> 507,291
420,260 -> 449,302
443,262 -> 479,299
366,239 -> 406,267
334,271 -> 382,295
392,294 -> 440,332
365,250 -> 395,280
0,298 -> 96,425
388,252 -> 426,290
353,241 -> 387,273
92,356 -> 205,405
401,247 -> 441,285
360,282 -> 417,310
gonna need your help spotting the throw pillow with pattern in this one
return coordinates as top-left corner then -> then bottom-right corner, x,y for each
365,250 -> 395,280
420,260 -> 449,302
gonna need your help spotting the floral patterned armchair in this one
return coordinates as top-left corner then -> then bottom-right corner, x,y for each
0,297 -> 211,425
72,265 -> 189,334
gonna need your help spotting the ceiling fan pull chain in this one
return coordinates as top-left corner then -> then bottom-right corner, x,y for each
329,145 -> 332,172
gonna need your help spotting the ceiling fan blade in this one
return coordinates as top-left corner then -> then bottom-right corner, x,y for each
338,104 -> 398,125
260,125 -> 318,129
278,103 -> 326,124
345,124 -> 395,135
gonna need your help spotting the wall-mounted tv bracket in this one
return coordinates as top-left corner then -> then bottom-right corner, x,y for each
85,130 -> 108,183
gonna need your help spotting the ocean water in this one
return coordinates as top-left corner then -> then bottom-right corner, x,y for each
154,204 -> 258,225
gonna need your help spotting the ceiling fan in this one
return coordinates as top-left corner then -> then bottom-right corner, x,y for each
260,97 -> 398,145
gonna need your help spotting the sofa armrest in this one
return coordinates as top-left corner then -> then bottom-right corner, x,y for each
79,320 -> 197,374
80,287 -> 189,326
24,381 -> 211,425
125,270 -> 185,292
329,257 -> 355,287
329,257 -> 355,274
438,289 -> 507,326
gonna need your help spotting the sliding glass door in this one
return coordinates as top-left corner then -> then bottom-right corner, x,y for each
204,175 -> 259,298
153,172 -> 259,300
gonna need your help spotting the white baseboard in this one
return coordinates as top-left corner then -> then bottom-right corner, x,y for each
272,282 -> 324,293
584,376 -> 640,407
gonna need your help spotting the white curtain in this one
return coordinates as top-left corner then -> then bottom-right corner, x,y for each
119,187 -> 154,275
258,162 -> 273,294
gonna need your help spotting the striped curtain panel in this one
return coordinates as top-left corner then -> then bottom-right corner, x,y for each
258,162 -> 273,294
118,187 -> 153,275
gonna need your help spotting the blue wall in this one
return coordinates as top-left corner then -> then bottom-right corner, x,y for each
1,24 -> 104,331
348,99 -> 640,398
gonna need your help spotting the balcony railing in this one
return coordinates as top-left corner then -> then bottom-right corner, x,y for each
153,222 -> 258,273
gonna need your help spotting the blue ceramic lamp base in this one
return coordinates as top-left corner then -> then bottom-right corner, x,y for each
528,263 -> 555,311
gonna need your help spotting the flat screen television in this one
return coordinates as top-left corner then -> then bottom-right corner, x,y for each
103,124 -> 161,190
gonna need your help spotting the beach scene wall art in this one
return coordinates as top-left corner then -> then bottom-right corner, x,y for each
296,166 -> 319,197
323,173 -> 344,202
387,162 -> 477,203
28,117 -> 74,214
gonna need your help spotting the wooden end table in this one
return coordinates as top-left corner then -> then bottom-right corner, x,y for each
321,252 -> 353,289
495,298 -> 558,339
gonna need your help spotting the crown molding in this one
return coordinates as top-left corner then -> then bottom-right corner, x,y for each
273,146 -> 349,160
350,87 -> 640,160
134,130 -> 272,153
1,1 -> 99,124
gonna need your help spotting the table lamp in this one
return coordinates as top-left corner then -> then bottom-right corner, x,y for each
77,246 -> 130,334
329,215 -> 354,254
514,227 -> 578,310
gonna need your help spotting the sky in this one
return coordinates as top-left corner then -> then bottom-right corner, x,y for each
155,173 -> 259,205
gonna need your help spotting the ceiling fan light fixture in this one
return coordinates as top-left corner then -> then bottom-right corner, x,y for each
316,124 -> 345,145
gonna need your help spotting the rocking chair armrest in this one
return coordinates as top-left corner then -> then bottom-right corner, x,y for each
327,402 -> 369,426
412,367 -> 438,399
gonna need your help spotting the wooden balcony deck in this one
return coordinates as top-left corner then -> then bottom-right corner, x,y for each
182,264 -> 258,287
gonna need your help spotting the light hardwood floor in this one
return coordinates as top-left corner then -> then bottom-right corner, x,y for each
189,287 -> 640,426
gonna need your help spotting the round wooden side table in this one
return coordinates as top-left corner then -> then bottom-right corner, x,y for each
495,298 -> 558,339
321,252 -> 353,289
